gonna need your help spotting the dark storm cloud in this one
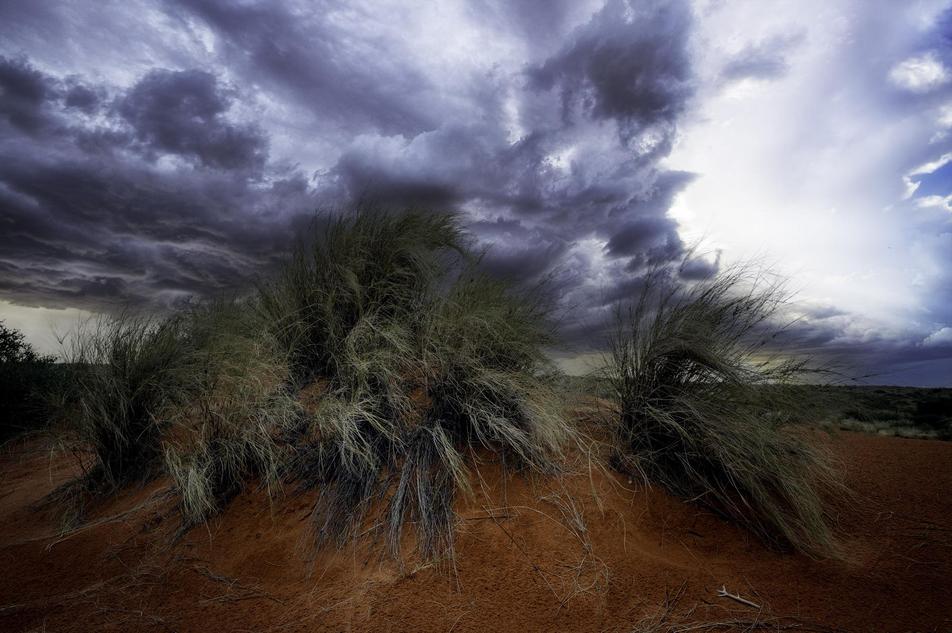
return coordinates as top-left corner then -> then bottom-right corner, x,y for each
783,316 -> 952,386
63,82 -> 100,113
1,0 -> 703,357
529,0 -> 693,131
0,0 -> 703,350
0,55 -> 59,135
118,69 -> 268,171
0,147 -> 313,310
468,217 -> 571,282
603,170 -> 694,259
605,216 -> 680,257
168,0 -> 438,137
322,124 -> 589,290
329,137 -> 469,210
678,251 -> 721,281
305,0 -> 699,325
0,56 -> 312,311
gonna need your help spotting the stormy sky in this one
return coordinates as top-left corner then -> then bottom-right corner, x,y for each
1,0 -> 950,386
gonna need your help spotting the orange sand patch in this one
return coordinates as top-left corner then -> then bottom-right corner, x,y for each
0,431 -> 949,632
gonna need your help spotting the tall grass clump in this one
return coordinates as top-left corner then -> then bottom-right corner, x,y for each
160,301 -> 298,525
606,266 -> 844,556
53,303 -> 298,527
260,209 -> 570,559
47,208 -> 570,552
63,314 -> 188,488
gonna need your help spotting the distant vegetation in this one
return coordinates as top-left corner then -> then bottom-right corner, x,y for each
792,385 -> 952,440
15,208 -> 948,561
0,321 -> 61,442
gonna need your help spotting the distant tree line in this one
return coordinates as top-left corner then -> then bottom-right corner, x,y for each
0,321 -> 61,441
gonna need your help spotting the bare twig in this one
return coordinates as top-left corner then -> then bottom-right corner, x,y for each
716,585 -> 761,609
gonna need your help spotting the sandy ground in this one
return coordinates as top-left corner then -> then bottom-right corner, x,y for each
0,431 -> 950,632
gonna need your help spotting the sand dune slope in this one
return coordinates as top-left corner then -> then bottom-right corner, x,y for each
0,432 -> 949,632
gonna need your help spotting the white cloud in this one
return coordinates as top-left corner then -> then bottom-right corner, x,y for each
669,0 -> 952,339
909,152 -> 952,176
889,51 -> 950,93
915,194 -> 952,211
938,104 -> 952,128
903,152 -> 952,199
924,327 -> 952,346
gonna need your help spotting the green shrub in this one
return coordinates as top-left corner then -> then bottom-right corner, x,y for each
261,209 -> 570,559
52,301 -> 299,526
258,210 -> 466,382
50,210 -> 573,555
62,314 -> 188,486
160,301 -> 298,525
606,267 -> 844,556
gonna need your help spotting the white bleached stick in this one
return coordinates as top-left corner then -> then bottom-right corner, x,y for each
716,585 -> 761,609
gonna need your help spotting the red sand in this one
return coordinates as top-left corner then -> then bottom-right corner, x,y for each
0,431 -> 950,632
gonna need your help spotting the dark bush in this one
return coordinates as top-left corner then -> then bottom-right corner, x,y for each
0,321 -> 60,441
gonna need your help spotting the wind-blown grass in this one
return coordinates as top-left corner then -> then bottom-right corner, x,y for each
52,302 -> 298,526
606,266 -> 844,556
55,210 -> 554,548
49,207 -> 844,563
261,209 -> 570,559
160,301 -> 298,525
62,314 -> 188,488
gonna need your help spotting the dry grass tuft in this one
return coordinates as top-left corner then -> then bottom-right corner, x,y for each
260,209 -> 572,560
606,266 -> 846,556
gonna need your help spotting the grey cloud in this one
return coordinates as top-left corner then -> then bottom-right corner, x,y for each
787,318 -> 952,386
169,0 -> 438,137
469,217 -> 570,283
466,0 -> 597,58
0,55 -> 59,135
603,170 -> 694,258
0,146 -> 314,310
305,0 -> 700,342
529,0 -> 693,136
118,69 -> 267,171
2,0 -> 707,371
678,251 -> 721,281
605,216 -> 680,258
719,33 -> 805,84
63,82 -> 100,113
321,2 -> 697,286
799,304 -> 848,321
0,59 -> 313,311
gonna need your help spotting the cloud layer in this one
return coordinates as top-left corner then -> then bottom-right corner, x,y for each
1,0 -> 951,384
0,0 -> 701,333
